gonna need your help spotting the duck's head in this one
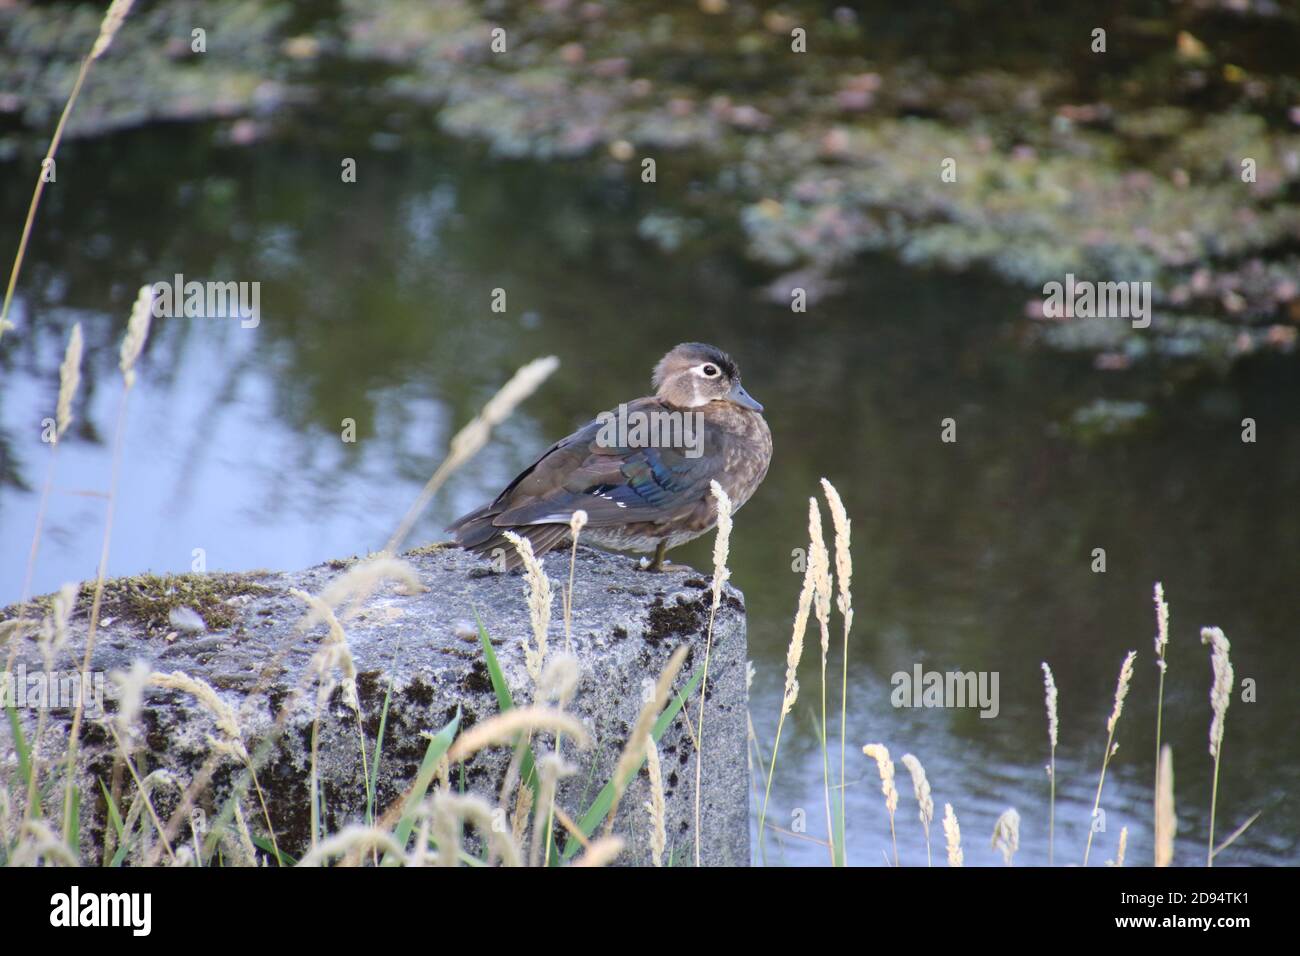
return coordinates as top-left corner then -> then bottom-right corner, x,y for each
652,342 -> 763,412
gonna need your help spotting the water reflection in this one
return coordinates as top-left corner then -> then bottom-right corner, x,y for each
1,122 -> 1296,865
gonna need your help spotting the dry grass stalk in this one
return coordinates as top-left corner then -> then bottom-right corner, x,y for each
290,589 -> 360,713
56,323 -> 83,440
1152,582 -> 1170,862
756,497 -> 818,861
118,285 -> 153,388
644,735 -> 666,867
693,481 -> 732,867
529,754 -> 572,868
572,835 -> 624,867
91,0 -> 136,60
942,803 -> 963,867
1201,626 -> 1233,867
431,793 -> 522,867
503,531 -> 553,686
991,807 -> 1021,866
537,654 -> 580,708
862,743 -> 899,866
108,756 -> 179,865
1155,744 -> 1175,867
447,707 -> 590,764
230,800 -> 259,867
1153,582 -> 1170,670
61,288 -> 159,841
110,660 -> 150,747
384,356 -> 559,555
782,522 -> 815,721
820,478 -> 853,865
10,820 -> 79,866
1107,650 -> 1137,737
1083,650 -> 1137,866
900,753 -> 935,866
709,480 -> 733,605
23,585 -> 79,819
535,653 -> 580,865
148,671 -> 248,762
1041,661 -> 1058,865
510,783 -> 533,855
808,499 -> 835,864
1107,827 -> 1129,867
1201,627 -> 1233,760
290,587 -> 367,852
563,510 -> 588,653
320,556 -> 423,624
1,0 -> 138,343
8,324 -> 81,704
296,825 -> 407,867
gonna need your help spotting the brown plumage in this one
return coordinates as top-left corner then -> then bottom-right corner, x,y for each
447,343 -> 772,571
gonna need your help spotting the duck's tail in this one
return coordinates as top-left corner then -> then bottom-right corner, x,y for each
446,508 -> 572,571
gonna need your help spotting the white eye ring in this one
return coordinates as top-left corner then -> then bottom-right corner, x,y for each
700,364 -> 719,377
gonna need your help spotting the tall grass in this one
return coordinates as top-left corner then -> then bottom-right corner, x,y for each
750,578 -> 1255,867
1154,744 -> 1175,867
1152,581 -> 1170,864
1082,650 -> 1136,867
62,285 -> 153,844
861,743 -> 898,866
1,312 -> 1266,867
0,0 -> 136,344
1200,626 -> 1233,867
1040,662 -> 1058,865
807,496 -> 834,864
899,753 -> 934,866
693,481 -> 732,867
820,480 -> 853,866
991,807 -> 1020,866
6,352 -> 658,867
755,498 -> 816,863
3,4 -> 139,848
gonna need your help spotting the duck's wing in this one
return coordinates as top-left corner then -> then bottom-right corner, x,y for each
448,397 -> 723,541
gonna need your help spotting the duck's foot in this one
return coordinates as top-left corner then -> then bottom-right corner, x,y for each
638,541 -> 671,572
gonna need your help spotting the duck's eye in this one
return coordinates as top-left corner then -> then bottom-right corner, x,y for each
701,364 -> 719,377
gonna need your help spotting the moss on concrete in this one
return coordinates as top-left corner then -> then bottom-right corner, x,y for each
0,572 -> 274,636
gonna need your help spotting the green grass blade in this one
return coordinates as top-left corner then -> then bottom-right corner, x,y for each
831,790 -> 846,867
366,677 -> 395,825
67,782 -> 80,858
251,835 -> 296,866
561,665 -> 704,860
6,704 -> 37,815
98,779 -> 126,866
474,609 -> 514,712
382,705 -> 461,865
474,609 -> 540,795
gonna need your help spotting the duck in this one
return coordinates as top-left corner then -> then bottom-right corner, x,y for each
447,342 -> 772,571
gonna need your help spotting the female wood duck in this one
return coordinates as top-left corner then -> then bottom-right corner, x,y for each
448,343 -> 772,571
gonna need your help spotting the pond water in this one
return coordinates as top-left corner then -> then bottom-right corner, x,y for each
2,116 -> 1296,866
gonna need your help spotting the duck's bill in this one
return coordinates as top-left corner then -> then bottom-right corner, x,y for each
728,382 -> 763,412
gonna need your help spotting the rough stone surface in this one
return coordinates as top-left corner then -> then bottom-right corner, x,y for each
1,546 -> 749,866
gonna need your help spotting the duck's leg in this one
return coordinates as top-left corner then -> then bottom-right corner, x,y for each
645,540 -> 669,572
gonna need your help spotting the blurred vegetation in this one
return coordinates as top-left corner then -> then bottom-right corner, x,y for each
2,0 -> 1299,362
